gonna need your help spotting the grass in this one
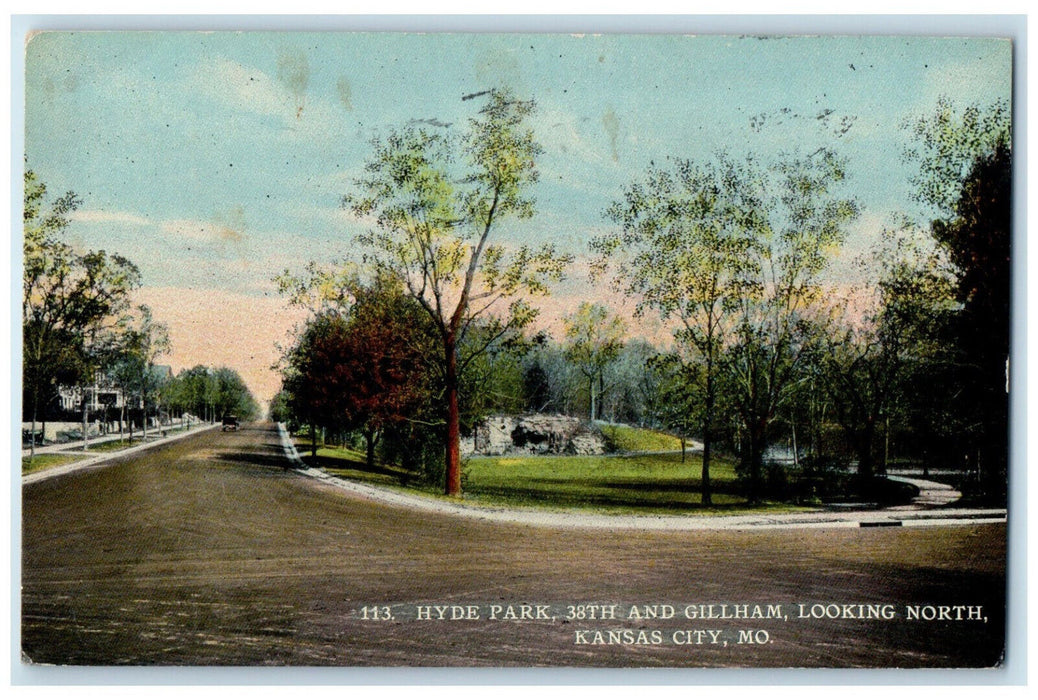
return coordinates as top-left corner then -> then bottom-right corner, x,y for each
87,425 -> 195,451
292,432 -> 804,516
598,423 -> 686,453
83,438 -> 139,453
22,453 -> 89,475
463,452 -> 761,514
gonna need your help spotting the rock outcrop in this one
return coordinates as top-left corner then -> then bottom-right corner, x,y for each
469,414 -> 606,456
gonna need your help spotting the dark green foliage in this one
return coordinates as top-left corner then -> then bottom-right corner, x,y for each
522,361 -> 552,413
268,389 -> 293,425
896,100 -> 1011,502
931,141 -> 1011,501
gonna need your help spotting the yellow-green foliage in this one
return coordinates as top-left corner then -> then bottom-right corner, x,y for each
599,424 -> 685,453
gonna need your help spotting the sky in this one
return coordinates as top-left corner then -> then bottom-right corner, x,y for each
21,31 -> 1013,406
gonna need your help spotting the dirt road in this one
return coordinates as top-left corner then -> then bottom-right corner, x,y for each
21,422 -> 1006,668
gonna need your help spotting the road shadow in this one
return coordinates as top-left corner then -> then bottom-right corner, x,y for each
215,451 -> 293,472
304,453 -> 409,481
468,482 -> 750,511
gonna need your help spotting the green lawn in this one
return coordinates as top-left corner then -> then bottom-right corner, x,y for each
83,438 -> 139,453
291,433 -> 798,515
22,453 -> 89,475
86,427 -> 189,451
463,452 -> 757,513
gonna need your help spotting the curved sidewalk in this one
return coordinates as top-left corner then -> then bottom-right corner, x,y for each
277,424 -> 1006,532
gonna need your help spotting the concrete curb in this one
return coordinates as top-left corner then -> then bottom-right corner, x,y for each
22,423 -> 222,485
275,424 -> 1007,532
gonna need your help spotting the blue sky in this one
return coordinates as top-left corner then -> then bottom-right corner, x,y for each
21,31 -> 1013,400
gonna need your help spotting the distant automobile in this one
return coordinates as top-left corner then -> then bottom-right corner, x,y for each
221,415 -> 240,431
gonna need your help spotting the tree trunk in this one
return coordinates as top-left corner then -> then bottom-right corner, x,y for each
746,418 -> 767,504
701,429 -> 712,506
81,391 -> 89,452
365,427 -> 376,470
445,333 -> 462,496
856,419 -> 876,480
701,367 -> 715,506
598,368 -> 606,422
29,391 -> 40,462
791,422 -> 800,469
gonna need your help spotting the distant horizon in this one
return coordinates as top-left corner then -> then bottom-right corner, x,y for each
21,30 -> 1013,406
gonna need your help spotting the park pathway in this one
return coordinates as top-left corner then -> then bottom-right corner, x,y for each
887,476 -> 964,510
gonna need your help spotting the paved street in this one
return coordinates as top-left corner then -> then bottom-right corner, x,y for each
21,422 -> 1007,668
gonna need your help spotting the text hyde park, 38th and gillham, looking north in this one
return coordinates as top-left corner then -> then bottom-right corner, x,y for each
21,32 -> 1010,669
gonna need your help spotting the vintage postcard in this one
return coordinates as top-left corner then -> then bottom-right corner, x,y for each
17,25 -> 1014,674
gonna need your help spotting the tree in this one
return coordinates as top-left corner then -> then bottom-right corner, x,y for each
164,366 -> 210,422
904,99 -> 1011,500
22,169 -> 141,458
456,320 -> 531,424
342,89 -> 571,495
723,150 -> 859,502
339,281 -> 433,468
602,339 -> 664,425
210,367 -> 260,420
268,388 -> 293,425
594,153 -> 763,504
522,360 -> 552,413
282,313 -> 352,457
562,302 -> 626,422
280,275 -> 434,466
164,365 -> 259,426
520,339 -> 584,416
934,141 -> 1011,496
820,226 -> 955,482
643,352 -> 701,463
113,305 -> 171,442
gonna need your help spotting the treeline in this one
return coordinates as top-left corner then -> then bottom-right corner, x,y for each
161,365 -> 260,424
272,91 -> 1010,506
22,169 -> 259,454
